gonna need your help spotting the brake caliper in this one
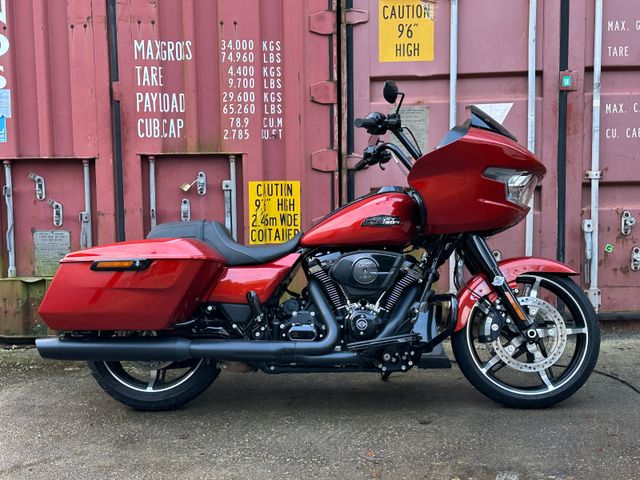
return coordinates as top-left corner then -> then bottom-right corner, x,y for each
476,301 -> 507,343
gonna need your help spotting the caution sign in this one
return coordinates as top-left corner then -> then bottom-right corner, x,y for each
249,181 -> 301,245
379,0 -> 435,63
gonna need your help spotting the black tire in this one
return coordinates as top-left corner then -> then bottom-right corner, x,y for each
452,274 -> 600,408
88,358 -> 220,411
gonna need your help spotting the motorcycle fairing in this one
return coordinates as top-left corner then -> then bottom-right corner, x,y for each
455,257 -> 578,332
408,128 -> 546,235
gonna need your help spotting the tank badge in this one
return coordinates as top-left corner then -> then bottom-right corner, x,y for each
361,215 -> 401,227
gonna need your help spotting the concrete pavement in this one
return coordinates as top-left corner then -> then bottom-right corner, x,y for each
0,335 -> 638,480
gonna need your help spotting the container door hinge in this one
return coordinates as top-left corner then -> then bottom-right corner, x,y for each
111,81 -> 123,101
310,81 -> 337,105
311,149 -> 338,172
309,8 -> 368,35
344,8 -> 369,26
309,10 -> 335,35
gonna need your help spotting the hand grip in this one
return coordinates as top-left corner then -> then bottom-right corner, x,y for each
353,157 -> 370,171
354,117 -> 378,129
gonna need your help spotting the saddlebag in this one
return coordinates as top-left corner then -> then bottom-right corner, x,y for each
38,238 -> 224,331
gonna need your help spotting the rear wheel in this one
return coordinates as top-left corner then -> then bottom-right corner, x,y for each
452,273 -> 600,408
88,358 -> 220,411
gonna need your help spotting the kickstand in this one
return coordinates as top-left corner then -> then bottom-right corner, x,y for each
380,371 -> 392,382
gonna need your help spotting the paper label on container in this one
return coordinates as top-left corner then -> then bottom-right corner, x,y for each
0,89 -> 11,118
471,103 -> 514,125
33,230 -> 71,277
379,0 -> 435,63
248,181 -> 300,245
390,106 -> 428,158
0,116 -> 6,143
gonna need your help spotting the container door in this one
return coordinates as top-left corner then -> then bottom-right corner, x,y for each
348,0 -> 552,287
575,1 -> 640,313
348,0 -> 640,316
113,0 -> 338,244
0,0 -> 114,275
141,154 -> 243,237
1,160 -> 92,277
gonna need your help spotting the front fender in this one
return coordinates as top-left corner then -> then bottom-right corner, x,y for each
455,257 -> 578,332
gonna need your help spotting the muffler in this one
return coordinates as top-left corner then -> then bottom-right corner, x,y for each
36,281 -> 340,363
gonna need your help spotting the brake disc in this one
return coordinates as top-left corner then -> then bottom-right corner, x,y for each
490,296 -> 568,372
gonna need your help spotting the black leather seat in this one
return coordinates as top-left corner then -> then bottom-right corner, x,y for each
147,220 -> 302,266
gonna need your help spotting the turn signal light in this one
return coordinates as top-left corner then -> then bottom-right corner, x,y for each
90,259 -> 151,272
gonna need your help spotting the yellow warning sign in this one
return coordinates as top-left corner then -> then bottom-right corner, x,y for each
379,0 -> 435,63
249,181 -> 301,245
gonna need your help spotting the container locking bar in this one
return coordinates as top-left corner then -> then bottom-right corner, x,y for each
3,160 -> 16,277
222,179 -> 232,233
582,219 -> 594,284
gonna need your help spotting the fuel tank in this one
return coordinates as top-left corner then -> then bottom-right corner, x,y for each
300,190 -> 419,248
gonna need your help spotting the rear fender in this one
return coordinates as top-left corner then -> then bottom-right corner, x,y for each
455,257 -> 578,332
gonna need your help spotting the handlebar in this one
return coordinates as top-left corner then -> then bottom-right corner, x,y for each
353,144 -> 408,172
353,157 -> 370,171
354,116 -> 379,130
354,112 -> 388,135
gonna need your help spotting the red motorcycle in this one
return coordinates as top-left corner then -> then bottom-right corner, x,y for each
36,82 -> 600,411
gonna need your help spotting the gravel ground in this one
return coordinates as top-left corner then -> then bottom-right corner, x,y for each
0,335 -> 638,480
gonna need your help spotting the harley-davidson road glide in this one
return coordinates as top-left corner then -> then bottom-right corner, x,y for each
36,82 -> 600,411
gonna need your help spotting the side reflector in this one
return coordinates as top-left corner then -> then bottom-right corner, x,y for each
90,259 -> 151,272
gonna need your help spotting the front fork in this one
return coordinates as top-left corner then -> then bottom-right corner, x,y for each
461,235 -> 539,342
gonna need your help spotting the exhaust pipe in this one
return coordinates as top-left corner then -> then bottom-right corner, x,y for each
37,281 -> 340,363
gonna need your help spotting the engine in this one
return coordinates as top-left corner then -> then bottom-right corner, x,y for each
306,251 -> 423,341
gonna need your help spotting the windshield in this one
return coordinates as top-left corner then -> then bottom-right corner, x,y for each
468,105 -> 518,142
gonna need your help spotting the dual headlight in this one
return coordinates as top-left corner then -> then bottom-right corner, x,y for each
484,167 -> 538,207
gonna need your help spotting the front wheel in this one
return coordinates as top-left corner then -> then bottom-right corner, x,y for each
452,273 -> 600,408
88,358 -> 220,411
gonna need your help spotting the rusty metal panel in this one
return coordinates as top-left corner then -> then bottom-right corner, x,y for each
114,0 -> 337,242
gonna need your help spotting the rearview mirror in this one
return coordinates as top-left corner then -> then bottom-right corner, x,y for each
383,81 -> 399,104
